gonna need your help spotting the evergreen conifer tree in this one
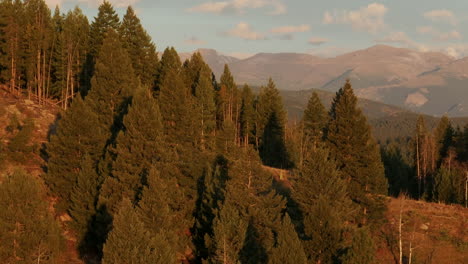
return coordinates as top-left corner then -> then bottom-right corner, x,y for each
154,47 -> 182,93
85,29 -> 138,133
119,6 -> 158,87
46,95 -> 106,212
0,170 -> 63,263
136,167 -> 192,262
302,91 -> 327,146
98,88 -> 164,214
292,146 -> 352,263
102,198 -> 175,264
256,78 -> 289,168
208,195 -> 248,264
193,159 -> 229,260
82,0 -> 120,92
341,228 -> 375,264
326,80 -> 388,224
433,167 -> 454,203
88,0 -> 119,57
69,154 -> 100,244
268,214 -> 307,264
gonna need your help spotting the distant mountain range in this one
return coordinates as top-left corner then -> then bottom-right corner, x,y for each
181,45 -> 468,117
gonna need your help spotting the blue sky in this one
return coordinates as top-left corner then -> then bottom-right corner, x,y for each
47,0 -> 468,59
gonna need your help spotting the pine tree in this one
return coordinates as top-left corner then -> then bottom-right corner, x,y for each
119,6 -> 158,87
154,47 -> 182,93
302,91 -> 327,147
261,111 -> 289,168
0,170 -> 63,263
49,6 -> 65,100
292,146 -> 352,263
268,214 -> 307,264
83,0 -> 120,92
434,116 -> 452,165
46,95 -> 107,212
194,65 -> 216,150
218,64 -> 238,125
69,154 -> 100,244
102,198 -> 175,264
88,0 -> 119,57
341,228 -> 375,264
240,84 -> 255,146
256,78 -> 289,168
136,167 -> 191,262
85,29 -> 138,134
326,80 -> 388,224
194,159 -> 229,260
433,167 -> 454,203
98,88 -> 164,214
208,195 -> 248,264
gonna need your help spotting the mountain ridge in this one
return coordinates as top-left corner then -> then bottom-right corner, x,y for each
184,45 -> 468,116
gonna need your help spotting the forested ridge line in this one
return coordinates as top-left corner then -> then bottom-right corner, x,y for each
0,1 -> 466,264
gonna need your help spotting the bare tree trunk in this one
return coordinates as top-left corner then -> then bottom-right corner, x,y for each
398,195 -> 406,264
416,134 -> 421,198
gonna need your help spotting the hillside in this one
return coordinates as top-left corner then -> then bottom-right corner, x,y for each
1,90 -> 466,264
0,88 -> 84,264
188,45 -> 468,116
270,168 -> 468,264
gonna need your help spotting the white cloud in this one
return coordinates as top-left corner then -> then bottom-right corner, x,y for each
187,0 -> 286,15
423,9 -> 457,25
270,24 -> 310,34
45,0 -> 140,8
323,3 -> 388,34
417,26 -> 462,41
184,36 -> 206,45
223,22 -> 265,40
308,37 -> 329,46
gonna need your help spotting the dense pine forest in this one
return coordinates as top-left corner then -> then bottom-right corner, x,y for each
0,1 -> 467,264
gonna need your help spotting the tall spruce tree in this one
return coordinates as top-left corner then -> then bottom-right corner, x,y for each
341,228 -> 375,264
326,80 -> 388,224
154,47 -> 182,93
0,170 -> 63,263
69,154 -> 100,245
98,88 -> 164,215
88,0 -> 119,57
102,198 -> 175,264
256,78 -> 289,168
193,159 -> 229,260
268,214 -> 307,264
194,66 -> 217,150
208,195 -> 248,264
302,91 -> 327,146
46,95 -> 106,212
83,0 -> 120,92
136,167 -> 192,262
119,6 -> 158,87
85,29 -> 138,134
292,146 -> 352,263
